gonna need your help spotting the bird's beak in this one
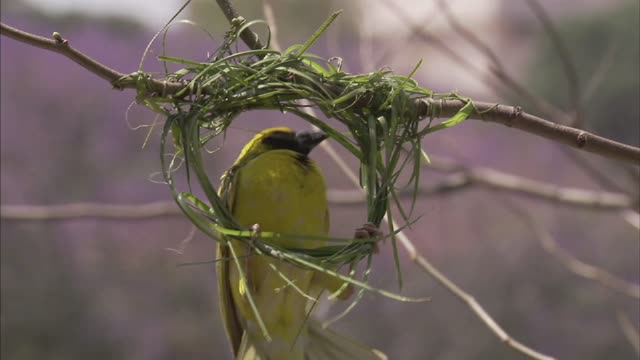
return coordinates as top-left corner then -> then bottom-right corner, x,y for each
296,130 -> 328,154
306,132 -> 328,147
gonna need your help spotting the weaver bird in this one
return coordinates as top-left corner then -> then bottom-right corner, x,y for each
217,128 -> 386,360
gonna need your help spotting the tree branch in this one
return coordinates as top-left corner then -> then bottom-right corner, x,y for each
431,0 -> 569,124
2,158 -> 637,220
524,0 -> 583,127
0,22 -> 184,94
507,201 -> 640,299
415,1 -> 639,195
0,201 -> 179,220
617,311 -> 640,355
2,21 -> 639,164
215,0 -> 264,50
396,229 -> 555,360
332,169 -> 636,210
418,98 -> 640,164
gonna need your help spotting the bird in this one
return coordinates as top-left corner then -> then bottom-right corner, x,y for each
216,127 -> 386,360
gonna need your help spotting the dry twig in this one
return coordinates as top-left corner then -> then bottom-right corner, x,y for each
507,202 -> 640,299
617,311 -> 640,355
0,202 -> 179,220
524,0 -> 582,127
3,161 -> 635,221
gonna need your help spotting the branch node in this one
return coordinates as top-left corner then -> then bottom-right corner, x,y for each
51,31 -> 67,46
576,132 -> 588,148
231,16 -> 246,27
502,105 -> 522,127
510,106 -> 522,120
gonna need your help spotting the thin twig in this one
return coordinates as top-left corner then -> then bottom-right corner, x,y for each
538,227 -> 640,299
2,171 -> 635,220
0,23 -> 123,84
0,202 -> 180,220
0,23 -> 183,94
318,159 -> 557,360
380,1 -> 480,73
215,0 -> 264,50
429,1 -> 639,200
332,167 -> 635,210
261,0 -> 281,52
616,311 -> 640,355
439,167 -> 635,210
525,0 -> 583,127
381,2 -> 518,103
558,147 -> 629,194
581,41 -> 618,105
423,155 -> 640,229
378,4 -> 639,164
396,229 -> 555,360
621,209 -> 640,231
507,202 -> 640,299
433,0 -> 568,123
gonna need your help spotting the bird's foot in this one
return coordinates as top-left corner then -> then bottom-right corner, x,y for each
354,222 -> 383,253
244,223 -> 262,292
250,223 -> 262,242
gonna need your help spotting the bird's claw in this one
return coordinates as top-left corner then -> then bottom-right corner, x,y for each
245,223 -> 262,292
354,222 -> 383,253
250,223 -> 262,242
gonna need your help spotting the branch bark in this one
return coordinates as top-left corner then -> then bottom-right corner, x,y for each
0,202 -> 179,220
215,0 -> 264,50
0,22 -> 184,94
418,99 -> 640,164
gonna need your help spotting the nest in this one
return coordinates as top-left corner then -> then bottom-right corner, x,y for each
135,13 -> 472,326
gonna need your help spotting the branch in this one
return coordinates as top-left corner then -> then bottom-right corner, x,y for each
318,157 -> 556,360
431,0 -> 568,123
418,98 -> 640,164
0,22 -> 184,94
524,0 -> 583,127
215,0 -> 264,50
424,156 -> 640,229
422,1 -> 639,195
332,168 -> 636,210
538,229 -> 640,298
2,171 -> 635,220
0,202 -> 180,220
507,201 -> 640,299
2,22 -> 639,164
617,311 -> 640,355
396,230 -> 555,360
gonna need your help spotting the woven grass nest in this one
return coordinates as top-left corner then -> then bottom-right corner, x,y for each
136,13 -> 473,304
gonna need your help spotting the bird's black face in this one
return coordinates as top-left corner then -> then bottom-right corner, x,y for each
262,130 -> 327,155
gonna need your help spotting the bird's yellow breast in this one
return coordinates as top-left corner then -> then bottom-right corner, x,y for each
226,149 -> 330,353
232,149 -> 329,248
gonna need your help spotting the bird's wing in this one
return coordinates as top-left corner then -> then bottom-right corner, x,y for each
217,167 -> 244,356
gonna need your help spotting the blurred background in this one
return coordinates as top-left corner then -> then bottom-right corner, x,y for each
1,0 -> 638,359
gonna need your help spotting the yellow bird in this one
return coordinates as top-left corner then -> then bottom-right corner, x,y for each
216,127 -> 386,360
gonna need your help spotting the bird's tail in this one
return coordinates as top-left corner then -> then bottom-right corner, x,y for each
235,320 -> 387,360
305,320 -> 387,360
